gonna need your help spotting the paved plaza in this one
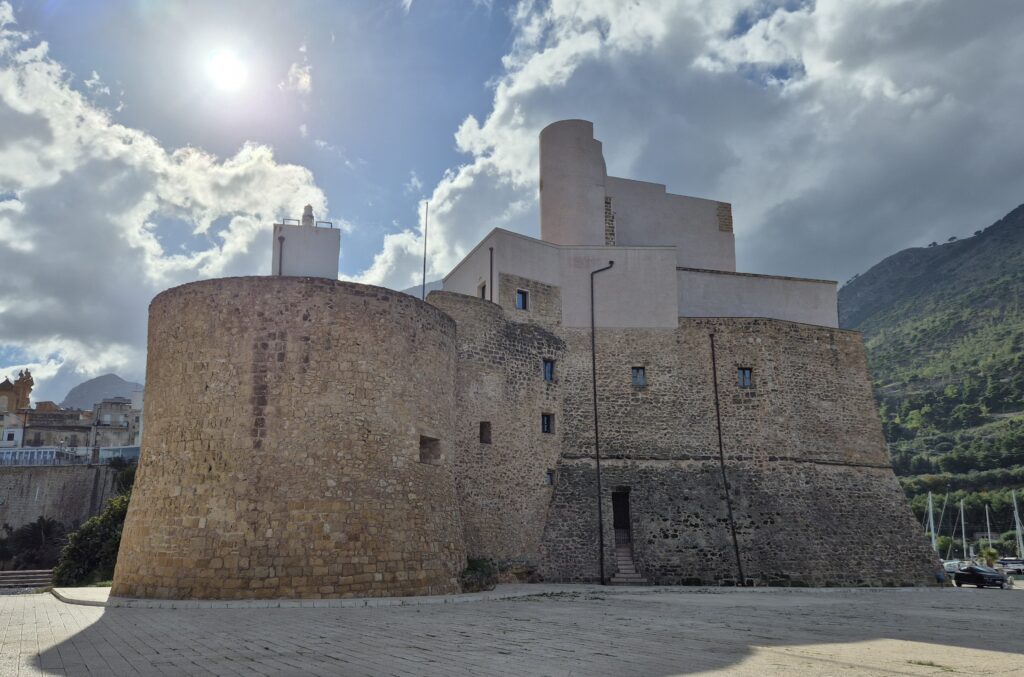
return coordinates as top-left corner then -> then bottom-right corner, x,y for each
2,585 -> 1023,676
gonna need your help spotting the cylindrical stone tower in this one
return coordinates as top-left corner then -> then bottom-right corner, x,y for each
539,119 -> 608,246
112,277 -> 466,599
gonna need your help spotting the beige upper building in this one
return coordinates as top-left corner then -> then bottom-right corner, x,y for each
444,119 -> 838,329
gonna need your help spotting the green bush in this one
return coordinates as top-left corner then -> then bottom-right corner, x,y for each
0,517 -> 66,570
53,493 -> 130,586
460,558 -> 497,592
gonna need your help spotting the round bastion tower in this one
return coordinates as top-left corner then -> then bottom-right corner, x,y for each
112,277 -> 466,599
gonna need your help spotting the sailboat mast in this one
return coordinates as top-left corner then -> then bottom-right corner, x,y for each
985,504 -> 992,549
1013,490 -> 1024,559
927,492 -> 937,552
960,500 -> 968,561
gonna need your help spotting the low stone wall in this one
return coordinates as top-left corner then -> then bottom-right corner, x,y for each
0,465 -> 116,530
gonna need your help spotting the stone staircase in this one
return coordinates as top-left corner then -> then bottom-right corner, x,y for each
0,569 -> 53,589
609,543 -> 648,585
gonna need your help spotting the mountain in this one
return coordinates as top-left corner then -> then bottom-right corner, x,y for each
839,203 -> 1024,558
400,279 -> 443,298
60,374 -> 143,410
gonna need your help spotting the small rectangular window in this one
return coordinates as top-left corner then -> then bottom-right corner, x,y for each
738,367 -> 753,388
5,432 -> 13,441
631,366 -> 646,387
479,282 -> 487,299
541,413 -> 554,434
419,435 -> 442,465
479,421 -> 492,444
543,359 -> 555,382
516,289 -> 529,310
545,470 -> 555,486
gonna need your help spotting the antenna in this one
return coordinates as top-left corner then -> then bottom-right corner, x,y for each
421,200 -> 429,300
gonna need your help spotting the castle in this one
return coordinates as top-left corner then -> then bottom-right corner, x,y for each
112,120 -> 936,599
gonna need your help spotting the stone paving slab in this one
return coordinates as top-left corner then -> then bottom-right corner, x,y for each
3,585 -> 1024,676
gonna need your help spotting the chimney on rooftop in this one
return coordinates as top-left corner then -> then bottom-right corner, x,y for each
301,204 -> 314,227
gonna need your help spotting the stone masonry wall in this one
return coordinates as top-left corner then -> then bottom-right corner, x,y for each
539,316 -> 937,586
428,292 -> 564,574
113,278 -> 466,600
0,465 -> 117,531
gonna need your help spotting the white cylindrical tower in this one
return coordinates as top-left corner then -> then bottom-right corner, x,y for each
539,120 -> 607,246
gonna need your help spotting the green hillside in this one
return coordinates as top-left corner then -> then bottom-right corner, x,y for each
839,203 -> 1024,559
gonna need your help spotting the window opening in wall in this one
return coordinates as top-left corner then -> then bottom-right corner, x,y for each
541,413 -> 554,434
738,367 -> 753,388
543,359 -> 555,382
5,432 -> 13,441
545,470 -> 555,485
516,289 -> 529,310
419,435 -> 442,464
479,421 -> 492,444
478,282 -> 487,299
631,366 -> 646,387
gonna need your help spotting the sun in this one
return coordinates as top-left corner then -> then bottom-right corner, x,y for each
206,49 -> 247,92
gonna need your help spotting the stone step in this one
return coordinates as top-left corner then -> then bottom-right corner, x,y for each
0,569 -> 53,587
609,577 -> 649,586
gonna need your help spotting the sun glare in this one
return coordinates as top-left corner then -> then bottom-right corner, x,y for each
206,49 -> 247,92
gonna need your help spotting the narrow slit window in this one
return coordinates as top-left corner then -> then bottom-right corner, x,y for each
419,435 -> 442,464
478,282 -> 487,299
541,413 -> 554,434
631,366 -> 647,387
516,289 -> 529,310
545,470 -> 555,486
479,421 -> 492,444
738,367 -> 753,389
543,359 -> 555,382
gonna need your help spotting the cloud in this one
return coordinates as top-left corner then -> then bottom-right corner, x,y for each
0,3 -> 328,400
352,0 -> 1024,296
404,170 -> 423,195
280,44 -> 312,95
400,0 -> 413,15
299,123 -> 308,138
82,70 -> 110,96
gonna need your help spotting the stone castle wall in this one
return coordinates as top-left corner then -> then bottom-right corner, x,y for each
537,317 -> 937,585
112,278 -> 466,600
427,292 -> 564,572
0,465 -> 117,531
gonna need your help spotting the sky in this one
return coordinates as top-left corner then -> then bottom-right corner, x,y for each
1,0 -> 1023,402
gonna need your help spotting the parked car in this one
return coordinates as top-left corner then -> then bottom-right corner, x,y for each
953,565 -> 1008,589
942,560 -> 967,573
996,558 -> 1024,575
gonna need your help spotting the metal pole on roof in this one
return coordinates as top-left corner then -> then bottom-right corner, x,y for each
421,201 -> 429,300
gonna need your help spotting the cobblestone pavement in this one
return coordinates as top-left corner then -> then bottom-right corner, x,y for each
2,586 -> 1023,676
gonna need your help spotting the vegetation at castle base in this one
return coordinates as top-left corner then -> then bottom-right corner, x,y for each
839,203 -> 1024,557
52,492 -> 130,586
52,458 -> 136,586
460,558 -> 497,592
0,517 -> 67,570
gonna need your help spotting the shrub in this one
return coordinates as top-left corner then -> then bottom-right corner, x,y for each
460,558 -> 497,592
53,493 -> 130,586
1,517 -> 66,570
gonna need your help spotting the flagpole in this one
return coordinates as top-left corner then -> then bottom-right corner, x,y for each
421,201 -> 429,300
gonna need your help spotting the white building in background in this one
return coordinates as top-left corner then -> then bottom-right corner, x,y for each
444,119 -> 838,329
271,205 -> 341,278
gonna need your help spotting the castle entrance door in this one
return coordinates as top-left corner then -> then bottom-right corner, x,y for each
612,490 -> 631,545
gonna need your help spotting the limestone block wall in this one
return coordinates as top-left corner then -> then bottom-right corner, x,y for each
539,317 -> 937,586
428,292 -> 564,571
0,465 -> 116,530
112,278 -> 466,600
